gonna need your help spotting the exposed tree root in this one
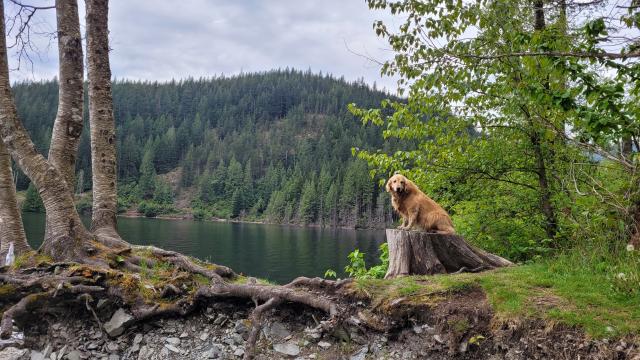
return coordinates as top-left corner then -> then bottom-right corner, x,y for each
244,297 -> 281,360
0,283 -> 104,338
0,249 -> 357,358
94,227 -> 130,250
133,245 -> 236,279
285,276 -> 352,290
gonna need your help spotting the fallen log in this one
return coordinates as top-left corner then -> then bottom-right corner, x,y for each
385,229 -> 513,279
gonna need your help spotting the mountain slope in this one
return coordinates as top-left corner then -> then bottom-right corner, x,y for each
13,69 -> 397,227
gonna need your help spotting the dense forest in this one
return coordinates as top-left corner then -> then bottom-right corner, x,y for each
14,69 -> 397,228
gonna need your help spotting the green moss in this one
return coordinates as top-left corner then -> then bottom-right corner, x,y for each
448,318 -> 470,333
0,284 -> 17,297
11,251 -> 53,269
193,274 -> 211,285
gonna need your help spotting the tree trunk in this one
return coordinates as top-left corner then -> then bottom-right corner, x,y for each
86,0 -> 118,234
531,131 -> 560,242
48,0 -> 84,192
628,189 -> 640,248
622,136 -> 633,159
529,0 -> 560,242
0,140 -> 30,263
384,229 -> 512,279
0,0 -> 91,261
533,0 -> 545,31
45,0 -> 85,240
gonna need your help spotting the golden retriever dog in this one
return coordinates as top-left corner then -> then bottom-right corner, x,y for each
386,174 -> 455,234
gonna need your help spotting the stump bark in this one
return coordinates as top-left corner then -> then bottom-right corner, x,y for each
384,229 -> 513,279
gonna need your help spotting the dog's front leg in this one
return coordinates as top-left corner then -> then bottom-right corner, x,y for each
398,217 -> 408,230
406,208 -> 419,229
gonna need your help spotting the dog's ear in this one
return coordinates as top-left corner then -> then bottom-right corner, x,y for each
404,178 -> 416,193
385,178 -> 392,193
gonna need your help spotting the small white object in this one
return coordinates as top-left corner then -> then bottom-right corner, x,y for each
606,326 -> 615,333
616,272 -> 627,280
5,242 -> 14,266
627,244 -> 635,252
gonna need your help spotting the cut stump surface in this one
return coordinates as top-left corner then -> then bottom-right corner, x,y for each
384,229 -> 513,279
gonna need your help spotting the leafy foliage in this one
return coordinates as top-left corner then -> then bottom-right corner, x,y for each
354,0 -> 640,260
343,242 -> 389,279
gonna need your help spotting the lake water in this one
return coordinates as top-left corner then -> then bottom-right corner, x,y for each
22,213 -> 386,284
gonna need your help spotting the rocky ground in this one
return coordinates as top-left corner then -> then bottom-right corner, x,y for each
0,290 -> 639,359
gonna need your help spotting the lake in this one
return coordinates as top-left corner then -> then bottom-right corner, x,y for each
21,213 -> 386,284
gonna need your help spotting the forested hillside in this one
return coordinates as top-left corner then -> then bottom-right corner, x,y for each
14,69 -> 396,227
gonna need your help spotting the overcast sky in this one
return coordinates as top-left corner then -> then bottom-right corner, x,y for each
5,1 -> 400,92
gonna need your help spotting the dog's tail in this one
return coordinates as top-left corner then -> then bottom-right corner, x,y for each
433,213 -> 456,234
436,225 -> 456,235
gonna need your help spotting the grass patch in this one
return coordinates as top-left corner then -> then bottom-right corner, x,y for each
355,252 -> 640,338
353,276 -> 448,308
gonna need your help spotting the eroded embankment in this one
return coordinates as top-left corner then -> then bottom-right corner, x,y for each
0,282 -> 637,360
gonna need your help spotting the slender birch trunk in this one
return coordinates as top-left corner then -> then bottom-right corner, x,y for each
0,140 -> 30,263
86,0 -> 118,233
0,0 -> 91,261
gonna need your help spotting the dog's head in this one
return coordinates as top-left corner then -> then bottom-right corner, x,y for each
386,174 -> 410,195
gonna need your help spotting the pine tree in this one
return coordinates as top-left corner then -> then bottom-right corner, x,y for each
226,157 -> 243,197
22,183 -> 45,213
230,189 -> 242,218
241,161 -> 254,210
200,160 -> 226,203
181,146 -> 195,187
317,166 -> 333,225
138,142 -> 156,199
299,179 -> 317,224
324,182 -> 339,226
250,197 -> 265,216
265,190 -> 286,222
153,178 -> 174,205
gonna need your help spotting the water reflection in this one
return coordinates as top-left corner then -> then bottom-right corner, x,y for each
22,213 -> 385,284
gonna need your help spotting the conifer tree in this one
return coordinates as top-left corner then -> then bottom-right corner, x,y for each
138,144 -> 156,199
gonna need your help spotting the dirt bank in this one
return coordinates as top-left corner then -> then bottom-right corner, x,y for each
0,285 -> 637,360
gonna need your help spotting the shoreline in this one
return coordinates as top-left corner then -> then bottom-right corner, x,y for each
117,211 -> 388,230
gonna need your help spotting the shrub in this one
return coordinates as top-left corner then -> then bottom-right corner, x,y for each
138,201 -> 160,217
340,242 -> 389,279
192,208 -> 209,221
137,200 -> 175,218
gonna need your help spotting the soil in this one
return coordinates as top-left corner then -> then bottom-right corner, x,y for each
1,286 -> 638,360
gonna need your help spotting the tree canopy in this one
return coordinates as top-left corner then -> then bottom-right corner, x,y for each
352,0 -> 640,260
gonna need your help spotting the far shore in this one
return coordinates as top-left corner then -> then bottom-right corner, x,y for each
117,211 -> 386,230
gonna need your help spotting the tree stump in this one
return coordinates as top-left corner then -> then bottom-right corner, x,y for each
384,229 -> 513,279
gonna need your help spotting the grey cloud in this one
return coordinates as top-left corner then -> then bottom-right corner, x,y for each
9,1 -> 399,92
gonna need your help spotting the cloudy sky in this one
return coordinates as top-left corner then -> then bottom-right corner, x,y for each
5,1 -> 400,92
